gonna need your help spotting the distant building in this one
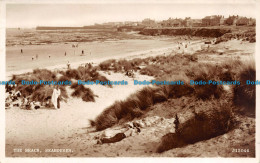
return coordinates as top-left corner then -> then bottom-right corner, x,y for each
236,17 -> 249,26
202,15 -> 223,26
160,18 -> 184,27
124,21 -> 138,26
102,22 -> 124,27
187,19 -> 202,27
225,15 -> 252,26
220,16 -> 227,26
248,18 -> 256,26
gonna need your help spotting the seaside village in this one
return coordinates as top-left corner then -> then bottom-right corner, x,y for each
36,15 -> 256,30
116,15 -> 256,29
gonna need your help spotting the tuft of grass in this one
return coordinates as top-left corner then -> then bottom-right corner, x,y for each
140,65 -> 161,77
98,59 -> 116,71
233,59 -> 255,114
71,83 -> 95,102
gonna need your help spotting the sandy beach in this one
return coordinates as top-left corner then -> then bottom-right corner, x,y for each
5,37 -> 256,157
4,19 -> 256,159
5,34 -> 205,156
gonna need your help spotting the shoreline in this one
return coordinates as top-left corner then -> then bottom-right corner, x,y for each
6,46 -> 173,79
6,39 -> 206,79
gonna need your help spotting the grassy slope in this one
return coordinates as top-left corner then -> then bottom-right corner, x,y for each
91,49 -> 255,154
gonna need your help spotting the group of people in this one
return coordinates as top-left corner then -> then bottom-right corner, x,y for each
5,84 -> 62,110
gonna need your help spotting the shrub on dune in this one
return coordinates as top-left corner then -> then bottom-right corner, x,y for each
58,75 -> 70,82
186,63 -> 224,100
233,60 -> 255,114
31,85 -> 53,102
117,59 -> 133,72
130,58 -> 143,67
65,69 -> 80,80
135,87 -> 155,110
94,105 -> 118,131
71,83 -> 95,102
10,69 -> 68,104
99,59 -> 116,71
157,98 -> 233,153
140,65 -> 161,76
32,69 -> 57,80
152,87 -> 168,103
82,88 -> 95,102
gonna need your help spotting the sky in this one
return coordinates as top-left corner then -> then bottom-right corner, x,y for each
6,3 -> 256,28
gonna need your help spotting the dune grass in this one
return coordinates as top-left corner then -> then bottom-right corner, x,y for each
91,55 -> 255,131
91,76 -> 194,131
232,59 -> 256,115
157,97 -> 233,153
70,83 -> 96,102
8,65 -> 110,106
10,69 -> 68,105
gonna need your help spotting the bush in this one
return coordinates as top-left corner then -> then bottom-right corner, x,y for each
233,60 -> 255,114
140,65 -> 161,76
99,59 -> 115,71
157,98 -> 233,153
65,69 -> 80,80
10,69 -> 68,104
71,83 -> 96,102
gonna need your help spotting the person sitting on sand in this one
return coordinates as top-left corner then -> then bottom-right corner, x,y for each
51,85 -> 61,109
25,98 -> 32,110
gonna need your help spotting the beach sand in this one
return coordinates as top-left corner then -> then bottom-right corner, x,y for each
5,38 -> 255,157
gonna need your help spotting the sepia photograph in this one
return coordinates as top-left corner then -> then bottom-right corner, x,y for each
3,0 -> 258,159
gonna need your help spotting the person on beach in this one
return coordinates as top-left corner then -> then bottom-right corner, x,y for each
21,49 -> 23,54
67,61 -> 70,69
65,52 -> 67,56
36,54 -> 38,60
51,85 -> 61,109
32,57 -> 34,61
82,50 -> 84,55
49,55 -> 51,59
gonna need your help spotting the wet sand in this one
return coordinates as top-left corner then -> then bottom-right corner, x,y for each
6,39 -> 176,72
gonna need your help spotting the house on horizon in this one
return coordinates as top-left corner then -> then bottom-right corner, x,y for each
160,18 -> 184,27
202,15 -> 223,26
248,18 -> 256,26
186,18 -> 202,27
225,15 -> 252,26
